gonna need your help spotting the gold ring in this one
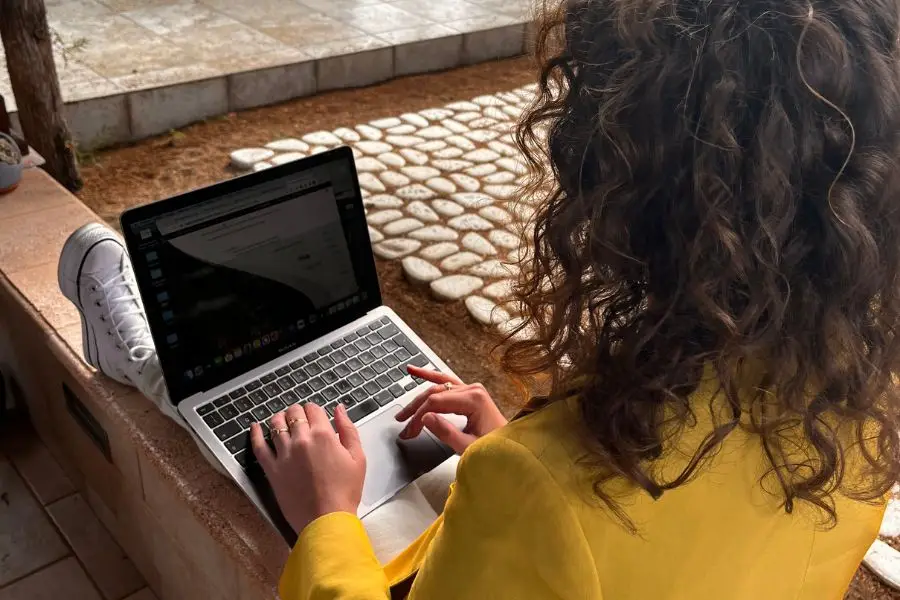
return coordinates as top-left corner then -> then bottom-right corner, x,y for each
444,382 -> 453,391
271,427 -> 290,435
286,418 -> 306,427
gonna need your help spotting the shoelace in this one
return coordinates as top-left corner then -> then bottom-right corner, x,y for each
90,262 -> 169,403
91,261 -> 156,365
83,256 -> 170,405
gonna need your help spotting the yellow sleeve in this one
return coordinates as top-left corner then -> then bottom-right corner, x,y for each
278,433 -> 602,600
407,434 -> 603,599
279,511 -> 390,600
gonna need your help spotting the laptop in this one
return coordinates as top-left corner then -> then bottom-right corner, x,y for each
120,147 -> 457,545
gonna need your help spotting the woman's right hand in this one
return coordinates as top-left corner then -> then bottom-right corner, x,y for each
395,366 -> 508,454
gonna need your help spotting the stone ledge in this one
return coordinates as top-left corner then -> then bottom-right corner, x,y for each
0,168 -> 285,599
9,23 -> 532,151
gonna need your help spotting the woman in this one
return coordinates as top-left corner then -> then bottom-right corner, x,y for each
252,0 -> 900,597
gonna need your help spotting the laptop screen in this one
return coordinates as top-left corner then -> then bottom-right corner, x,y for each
122,148 -> 380,403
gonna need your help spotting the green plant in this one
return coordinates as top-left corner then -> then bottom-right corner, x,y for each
74,144 -> 97,166
49,28 -> 88,67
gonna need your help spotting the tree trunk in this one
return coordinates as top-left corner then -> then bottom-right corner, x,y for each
0,0 -> 82,191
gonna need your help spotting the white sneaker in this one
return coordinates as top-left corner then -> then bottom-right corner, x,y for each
58,223 -> 227,475
58,223 -> 168,401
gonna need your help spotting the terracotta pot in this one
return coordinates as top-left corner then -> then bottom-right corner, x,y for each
0,132 -> 23,194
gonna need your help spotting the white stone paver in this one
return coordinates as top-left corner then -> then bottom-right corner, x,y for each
409,225 -> 459,242
448,214 -> 493,232
449,174 -> 481,192
868,492 -> 900,591
368,226 -> 384,243
266,139 -> 309,152
465,296 -> 510,326
400,148 -> 430,165
420,243 -> 460,261
452,192 -> 493,209
461,232 -> 497,256
356,157 -> 388,172
466,164 -> 497,177
434,145 -> 465,157
374,239 -> 421,259
484,184 -> 517,200
481,280 -> 514,301
388,125 -> 418,135
380,171 -> 412,187
383,218 -> 424,236
303,131 -> 342,146
396,184 -> 437,202
432,199 -> 465,217
489,229 -> 519,250
431,275 -> 484,301
483,171 -> 517,184
402,114 -> 430,128
402,257 -> 443,285
229,85 -> 536,332
358,141 -> 393,155
426,177 -> 457,195
417,141 -> 447,152
365,194 -> 404,209
270,152 -> 306,166
479,206 -> 512,225
432,160 -> 473,172
358,172 -> 387,193
406,201 -> 440,223
372,117 -> 402,129
441,252 -> 483,272
403,166 -> 441,181
230,148 -> 274,169
368,210 -> 403,226
334,128 -> 360,143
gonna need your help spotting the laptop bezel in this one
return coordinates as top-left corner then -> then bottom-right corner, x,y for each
119,146 -> 383,404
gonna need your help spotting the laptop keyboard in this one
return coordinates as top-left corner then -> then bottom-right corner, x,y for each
193,316 -> 434,470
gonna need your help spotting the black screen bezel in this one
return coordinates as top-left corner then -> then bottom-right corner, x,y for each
119,146 -> 383,403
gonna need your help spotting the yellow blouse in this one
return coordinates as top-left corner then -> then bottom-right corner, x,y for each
279,391 -> 885,599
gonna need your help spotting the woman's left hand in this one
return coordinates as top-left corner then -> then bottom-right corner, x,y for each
250,402 -> 367,534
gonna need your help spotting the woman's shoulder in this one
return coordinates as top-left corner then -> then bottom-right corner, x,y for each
468,397 -> 592,491
454,404 -> 590,513
502,395 -> 585,446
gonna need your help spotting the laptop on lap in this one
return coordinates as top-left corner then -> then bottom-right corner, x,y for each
120,147 -> 456,544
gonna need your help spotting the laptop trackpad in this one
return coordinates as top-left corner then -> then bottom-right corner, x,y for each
358,405 -> 450,514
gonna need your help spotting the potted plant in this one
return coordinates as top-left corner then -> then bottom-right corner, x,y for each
0,132 -> 23,194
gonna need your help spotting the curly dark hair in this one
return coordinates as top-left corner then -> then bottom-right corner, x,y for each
505,0 -> 900,526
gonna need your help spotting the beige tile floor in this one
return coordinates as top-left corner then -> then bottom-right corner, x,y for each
0,0 -> 532,112
0,416 -> 154,600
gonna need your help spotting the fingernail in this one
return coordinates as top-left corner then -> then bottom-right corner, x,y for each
337,403 -> 346,415
399,426 -> 410,439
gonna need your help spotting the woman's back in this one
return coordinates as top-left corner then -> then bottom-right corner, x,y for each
494,390 -> 884,599
505,0 -> 900,558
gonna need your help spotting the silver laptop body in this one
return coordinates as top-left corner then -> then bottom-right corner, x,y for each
121,147 -> 457,543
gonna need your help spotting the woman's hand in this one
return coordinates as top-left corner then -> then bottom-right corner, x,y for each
250,402 -> 366,534
396,366 -> 508,454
